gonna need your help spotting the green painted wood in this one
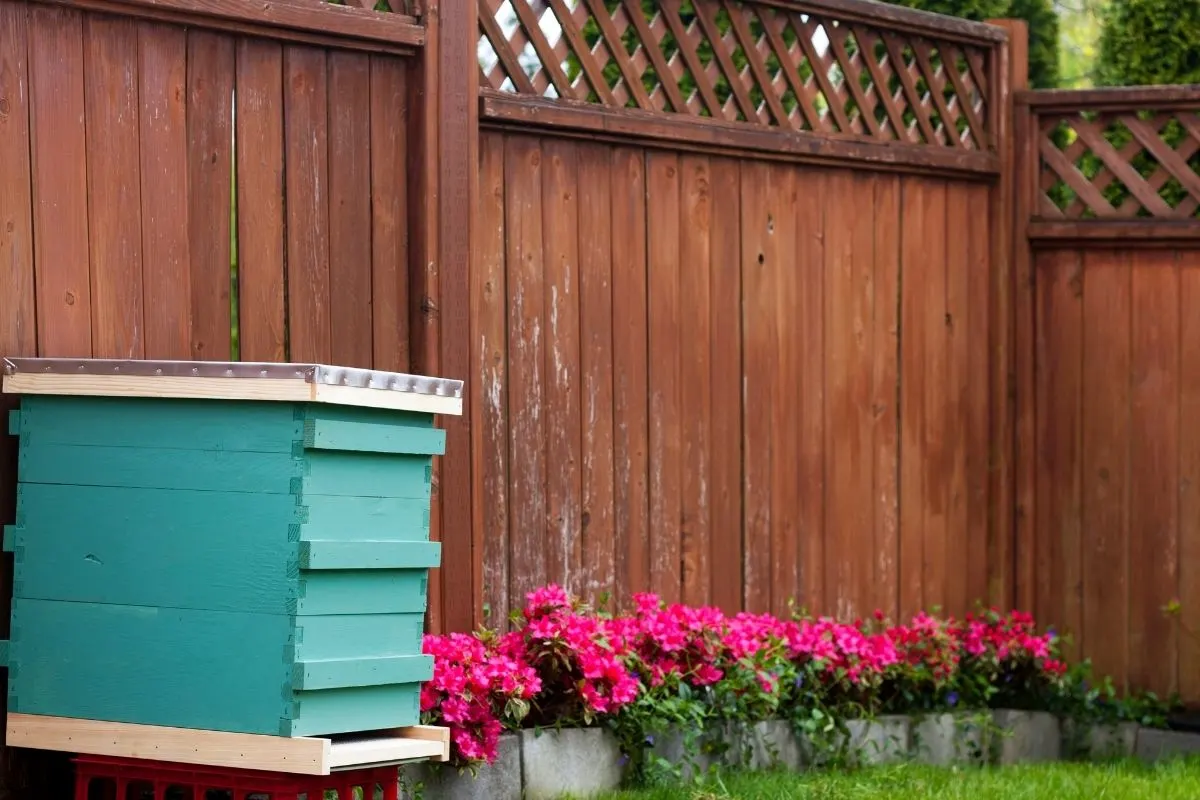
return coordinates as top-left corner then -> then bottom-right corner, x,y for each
7,410 -> 19,436
297,570 -> 428,616
301,451 -> 432,499
0,639 -> 10,667
10,484 -> 298,613
292,654 -> 433,690
300,495 -> 431,541
9,598 -> 293,735
294,614 -> 425,661
17,396 -> 300,453
285,684 -> 422,735
7,394 -> 441,737
2,526 -> 16,553
18,443 -> 297,494
299,540 -> 440,570
299,404 -> 435,429
303,418 -> 446,456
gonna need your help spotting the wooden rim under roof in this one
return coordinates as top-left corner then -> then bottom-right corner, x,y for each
1,358 -> 463,417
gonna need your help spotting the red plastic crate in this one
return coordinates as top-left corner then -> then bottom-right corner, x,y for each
73,755 -> 400,800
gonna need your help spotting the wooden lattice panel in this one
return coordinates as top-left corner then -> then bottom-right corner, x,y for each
1038,109 -> 1200,219
477,0 -> 993,150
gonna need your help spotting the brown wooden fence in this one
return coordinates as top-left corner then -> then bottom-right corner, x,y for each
1015,86 -> 1200,702
470,2 -> 1019,625
475,132 -> 1001,624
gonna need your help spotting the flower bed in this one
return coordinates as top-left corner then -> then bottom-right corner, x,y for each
411,586 -> 1176,796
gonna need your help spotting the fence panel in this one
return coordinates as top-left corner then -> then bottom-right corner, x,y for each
1020,86 -> 1200,701
474,127 -> 997,623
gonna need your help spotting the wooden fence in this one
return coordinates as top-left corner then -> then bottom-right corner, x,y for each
471,2 -> 1019,625
1015,86 -> 1200,701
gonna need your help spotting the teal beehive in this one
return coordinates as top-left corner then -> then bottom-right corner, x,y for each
0,358 -> 461,741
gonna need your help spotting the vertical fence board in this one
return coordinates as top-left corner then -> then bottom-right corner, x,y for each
283,45 -> 330,363
679,155 -> 712,608
505,135 -> 547,603
769,164 -> 799,616
1034,250 -> 1082,645
647,151 -> 682,603
611,147 -> 649,610
944,182 -> 970,618
709,157 -> 743,615
328,51 -> 373,369
84,16 -> 144,360
1129,251 -> 1180,697
1080,248 -> 1131,689
1060,253 -> 1085,662
234,39 -> 286,363
0,0 -> 36,360
1179,261 -> 1200,703
475,132 -> 510,625
138,23 -> 191,360
186,31 -> 234,361
825,170 -> 872,619
541,139 -> 582,591
369,56 -> 409,373
965,183 -> 991,608
474,133 -> 509,624
898,177 -> 927,619
871,175 -> 900,621
740,160 -> 774,613
921,180 -> 949,613
577,142 -> 615,607
28,5 -> 91,357
796,168 -> 827,615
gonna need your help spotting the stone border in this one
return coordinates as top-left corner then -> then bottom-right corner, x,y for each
401,714 -> 1200,800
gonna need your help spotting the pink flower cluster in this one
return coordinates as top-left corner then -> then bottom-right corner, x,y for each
784,617 -> 900,689
515,586 -> 639,723
419,587 -> 1068,767
887,612 -> 962,687
420,632 -> 540,764
610,593 -> 727,688
956,608 -> 1067,677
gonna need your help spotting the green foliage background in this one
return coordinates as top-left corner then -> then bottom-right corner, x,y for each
1096,0 -> 1200,87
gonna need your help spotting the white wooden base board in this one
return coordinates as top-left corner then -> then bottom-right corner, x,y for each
6,713 -> 449,775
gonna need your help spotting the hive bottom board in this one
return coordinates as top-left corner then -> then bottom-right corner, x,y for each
5,713 -> 449,775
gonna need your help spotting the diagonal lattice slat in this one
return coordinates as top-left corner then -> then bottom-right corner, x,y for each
1040,110 -> 1200,219
478,0 -> 994,150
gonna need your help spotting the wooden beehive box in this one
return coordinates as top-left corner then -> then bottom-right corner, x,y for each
0,359 -> 460,762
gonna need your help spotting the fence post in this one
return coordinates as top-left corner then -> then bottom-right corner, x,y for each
984,18 -> 1029,611
409,0 -> 478,634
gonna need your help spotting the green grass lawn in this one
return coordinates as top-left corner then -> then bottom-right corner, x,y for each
598,759 -> 1200,800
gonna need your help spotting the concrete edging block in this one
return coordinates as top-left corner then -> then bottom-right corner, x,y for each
401,733 -> 522,800
731,719 -> 805,771
911,712 -> 990,766
1061,720 -> 1139,761
521,727 -> 623,800
1135,727 -> 1200,763
993,710 -> 1061,764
